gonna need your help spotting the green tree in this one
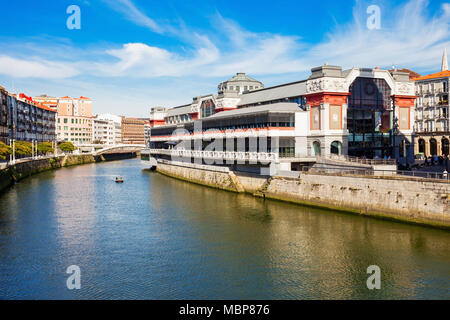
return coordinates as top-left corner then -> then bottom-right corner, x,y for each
37,142 -> 54,155
0,141 -> 12,160
59,142 -> 76,153
14,141 -> 32,156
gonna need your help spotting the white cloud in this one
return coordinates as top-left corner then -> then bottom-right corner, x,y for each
103,0 -> 163,34
0,55 -> 79,79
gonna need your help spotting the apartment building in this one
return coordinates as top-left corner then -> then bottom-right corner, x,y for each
56,96 -> 93,144
0,86 -> 8,144
414,49 -> 449,157
96,113 -> 122,144
0,90 -> 57,143
121,117 -> 146,145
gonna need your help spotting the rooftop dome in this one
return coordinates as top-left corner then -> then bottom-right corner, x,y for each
227,72 -> 261,83
218,72 -> 264,95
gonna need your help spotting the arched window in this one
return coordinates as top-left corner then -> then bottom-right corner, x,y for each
418,139 -> 426,154
331,141 -> 342,155
312,141 -> 321,156
442,138 -> 449,156
430,138 -> 437,156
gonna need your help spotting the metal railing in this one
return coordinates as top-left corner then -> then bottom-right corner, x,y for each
317,153 -> 396,165
302,165 -> 449,182
149,148 -> 279,162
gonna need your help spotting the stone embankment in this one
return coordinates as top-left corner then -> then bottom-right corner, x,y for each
155,160 -> 450,229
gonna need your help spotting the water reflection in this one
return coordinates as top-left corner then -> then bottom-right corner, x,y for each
0,159 -> 449,299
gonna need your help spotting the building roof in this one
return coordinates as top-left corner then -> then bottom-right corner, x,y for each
167,104 -> 193,117
17,93 -> 56,112
413,70 -> 450,81
205,102 -> 301,120
59,96 -> 91,100
36,103 -> 57,112
238,80 -> 306,106
388,68 -> 421,80
225,72 -> 261,83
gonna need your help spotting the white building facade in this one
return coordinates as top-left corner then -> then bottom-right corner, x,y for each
96,113 -> 122,145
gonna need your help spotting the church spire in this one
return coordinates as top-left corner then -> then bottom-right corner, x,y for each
442,48 -> 448,71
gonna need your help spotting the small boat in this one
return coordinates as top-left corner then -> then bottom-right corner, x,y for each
115,177 -> 124,183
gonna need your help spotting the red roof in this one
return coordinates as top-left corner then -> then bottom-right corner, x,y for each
413,70 -> 450,81
18,93 -> 56,112
389,68 -> 422,80
19,93 -> 34,102
36,102 -> 56,113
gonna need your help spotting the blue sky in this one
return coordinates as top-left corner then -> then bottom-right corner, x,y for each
0,0 -> 448,117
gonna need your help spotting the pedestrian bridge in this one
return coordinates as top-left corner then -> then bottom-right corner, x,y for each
77,144 -> 146,156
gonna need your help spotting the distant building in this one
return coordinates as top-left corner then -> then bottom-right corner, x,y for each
56,96 -> 93,144
33,95 -> 59,111
0,86 -> 9,144
97,113 -> 122,144
149,107 -> 167,127
93,118 -> 116,145
121,117 -> 146,145
0,91 -> 57,143
413,48 -> 449,157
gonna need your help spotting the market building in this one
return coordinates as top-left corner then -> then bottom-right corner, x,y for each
146,65 -> 416,174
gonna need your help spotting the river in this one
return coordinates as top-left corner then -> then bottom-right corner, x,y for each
0,158 -> 449,299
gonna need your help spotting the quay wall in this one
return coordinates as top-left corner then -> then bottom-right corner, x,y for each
155,160 -> 450,229
264,174 -> 449,229
0,153 -> 136,193
156,161 -> 244,192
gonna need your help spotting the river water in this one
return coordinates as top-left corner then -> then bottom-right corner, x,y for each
0,159 -> 449,299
